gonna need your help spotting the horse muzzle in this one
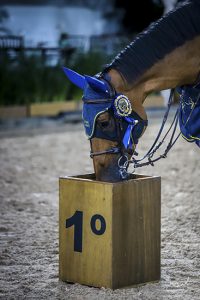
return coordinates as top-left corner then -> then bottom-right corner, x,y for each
93,153 -> 129,182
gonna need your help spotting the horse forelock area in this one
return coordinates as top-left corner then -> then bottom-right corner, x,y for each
108,0 -> 200,84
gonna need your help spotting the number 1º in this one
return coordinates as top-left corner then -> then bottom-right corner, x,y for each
66,210 -> 106,252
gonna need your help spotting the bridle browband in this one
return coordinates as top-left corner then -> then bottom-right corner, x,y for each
83,99 -> 113,104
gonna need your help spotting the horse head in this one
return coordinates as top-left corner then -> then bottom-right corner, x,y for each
63,67 -> 147,182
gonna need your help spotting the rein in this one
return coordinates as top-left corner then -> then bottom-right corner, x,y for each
129,89 -> 181,169
123,86 -> 200,174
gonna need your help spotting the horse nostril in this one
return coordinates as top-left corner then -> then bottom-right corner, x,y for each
93,157 -> 105,169
99,161 -> 105,168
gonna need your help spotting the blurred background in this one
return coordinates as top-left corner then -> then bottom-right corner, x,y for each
0,0 -> 178,118
2,3 -> 200,300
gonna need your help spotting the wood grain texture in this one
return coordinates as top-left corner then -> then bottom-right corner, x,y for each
59,174 -> 161,289
59,176 -> 113,288
112,176 -> 161,288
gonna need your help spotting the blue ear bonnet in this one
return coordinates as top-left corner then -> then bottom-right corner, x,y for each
82,101 -> 113,138
82,99 -> 148,146
63,67 -> 148,149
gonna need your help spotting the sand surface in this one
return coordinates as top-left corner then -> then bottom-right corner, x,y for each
0,114 -> 199,299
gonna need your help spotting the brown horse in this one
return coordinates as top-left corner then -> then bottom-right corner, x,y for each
64,0 -> 200,182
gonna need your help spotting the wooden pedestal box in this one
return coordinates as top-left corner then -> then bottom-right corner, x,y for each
59,174 -> 161,289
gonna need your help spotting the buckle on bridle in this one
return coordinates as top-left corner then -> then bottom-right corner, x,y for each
118,155 -> 129,179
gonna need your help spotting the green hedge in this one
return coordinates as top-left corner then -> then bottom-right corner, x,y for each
0,51 -> 110,106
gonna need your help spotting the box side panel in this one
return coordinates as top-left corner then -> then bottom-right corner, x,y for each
142,177 -> 161,282
59,178 -> 113,288
112,177 -> 161,288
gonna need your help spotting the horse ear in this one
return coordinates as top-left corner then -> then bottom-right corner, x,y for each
62,67 -> 86,90
84,75 -> 109,94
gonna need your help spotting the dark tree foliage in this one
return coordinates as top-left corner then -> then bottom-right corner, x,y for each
114,0 -> 164,33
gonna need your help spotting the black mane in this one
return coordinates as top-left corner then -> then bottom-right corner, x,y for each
106,0 -> 200,84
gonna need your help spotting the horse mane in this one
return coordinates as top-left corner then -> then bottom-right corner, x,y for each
106,0 -> 200,84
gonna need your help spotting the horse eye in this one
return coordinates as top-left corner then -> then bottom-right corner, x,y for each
100,121 -> 110,128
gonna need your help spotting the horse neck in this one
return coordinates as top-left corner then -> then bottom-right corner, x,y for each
108,36 -> 200,114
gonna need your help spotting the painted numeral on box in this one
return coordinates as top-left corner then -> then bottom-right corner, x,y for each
66,210 -> 83,252
65,211 -> 106,253
90,214 -> 106,235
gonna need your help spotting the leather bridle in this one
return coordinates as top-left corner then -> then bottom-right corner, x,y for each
87,89 -> 184,179
84,97 -> 136,179
85,73 -> 138,172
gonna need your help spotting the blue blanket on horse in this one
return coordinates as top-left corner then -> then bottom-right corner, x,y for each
178,83 -> 200,147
